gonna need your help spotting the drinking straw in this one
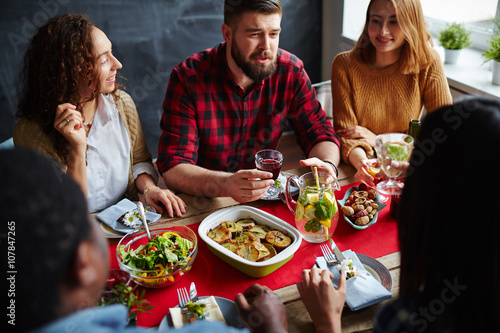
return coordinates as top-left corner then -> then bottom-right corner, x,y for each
319,184 -> 325,201
314,166 -> 320,190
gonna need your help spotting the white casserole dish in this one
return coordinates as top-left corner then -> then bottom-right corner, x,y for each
198,205 -> 302,278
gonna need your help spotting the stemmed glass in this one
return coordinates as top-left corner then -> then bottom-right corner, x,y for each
255,149 -> 283,197
374,133 -> 414,195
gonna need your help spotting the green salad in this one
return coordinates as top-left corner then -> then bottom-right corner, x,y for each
120,231 -> 194,282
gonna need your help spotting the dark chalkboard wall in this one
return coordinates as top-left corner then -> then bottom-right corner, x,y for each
0,0 -> 322,156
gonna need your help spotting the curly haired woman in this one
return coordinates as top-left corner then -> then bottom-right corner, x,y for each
331,0 -> 453,186
13,13 -> 186,216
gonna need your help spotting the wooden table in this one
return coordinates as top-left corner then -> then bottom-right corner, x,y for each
114,133 -> 401,333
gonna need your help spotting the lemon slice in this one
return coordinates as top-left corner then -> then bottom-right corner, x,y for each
367,165 -> 381,177
307,193 -> 320,203
295,202 -> 305,221
304,205 -> 316,221
161,231 -> 181,239
319,218 -> 331,228
331,199 -> 338,215
323,191 -> 335,205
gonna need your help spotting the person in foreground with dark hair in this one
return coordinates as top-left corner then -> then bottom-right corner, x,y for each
13,13 -> 185,217
297,96 -> 500,332
0,149 -> 288,333
157,0 -> 341,203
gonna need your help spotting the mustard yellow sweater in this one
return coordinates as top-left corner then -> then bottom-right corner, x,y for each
13,90 -> 152,201
331,49 -> 452,164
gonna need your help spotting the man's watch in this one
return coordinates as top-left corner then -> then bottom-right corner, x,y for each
323,160 -> 339,177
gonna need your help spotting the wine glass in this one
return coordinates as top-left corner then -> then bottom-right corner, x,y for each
374,133 -> 414,195
255,149 -> 283,197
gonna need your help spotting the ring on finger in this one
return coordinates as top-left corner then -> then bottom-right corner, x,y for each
65,118 -> 69,123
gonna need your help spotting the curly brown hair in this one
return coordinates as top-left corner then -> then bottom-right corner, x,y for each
17,13 -> 117,161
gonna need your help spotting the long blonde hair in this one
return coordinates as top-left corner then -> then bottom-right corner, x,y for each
354,0 -> 433,74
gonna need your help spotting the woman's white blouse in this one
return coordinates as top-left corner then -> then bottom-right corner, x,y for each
86,94 -> 131,213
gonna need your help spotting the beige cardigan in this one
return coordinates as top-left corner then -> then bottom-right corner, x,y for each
13,90 -> 153,201
331,49 -> 453,164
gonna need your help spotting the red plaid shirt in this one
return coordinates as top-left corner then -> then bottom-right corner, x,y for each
157,43 -> 339,174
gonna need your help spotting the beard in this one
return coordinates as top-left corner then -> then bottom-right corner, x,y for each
231,40 -> 277,82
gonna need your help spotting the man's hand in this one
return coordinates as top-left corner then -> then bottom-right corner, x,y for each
297,267 -> 346,333
300,158 -> 337,185
235,284 -> 288,333
225,170 -> 275,203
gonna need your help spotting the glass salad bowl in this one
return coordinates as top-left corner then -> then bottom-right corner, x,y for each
116,225 -> 198,288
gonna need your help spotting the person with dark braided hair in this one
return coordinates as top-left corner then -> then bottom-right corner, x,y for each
13,13 -> 186,216
1,149 -> 289,332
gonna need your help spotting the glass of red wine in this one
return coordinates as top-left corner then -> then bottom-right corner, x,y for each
255,149 -> 283,197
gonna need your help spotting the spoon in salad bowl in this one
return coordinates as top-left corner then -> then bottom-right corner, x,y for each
137,201 -> 152,242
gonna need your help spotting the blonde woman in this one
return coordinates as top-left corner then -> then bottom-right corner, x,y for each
332,0 -> 452,186
13,14 -> 186,216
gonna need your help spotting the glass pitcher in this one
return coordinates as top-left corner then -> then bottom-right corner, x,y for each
286,171 -> 340,243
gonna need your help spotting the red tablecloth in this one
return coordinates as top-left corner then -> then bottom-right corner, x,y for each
107,182 -> 399,327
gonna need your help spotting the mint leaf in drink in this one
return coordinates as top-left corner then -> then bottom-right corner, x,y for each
384,143 -> 410,161
304,218 -> 321,233
313,202 -> 328,220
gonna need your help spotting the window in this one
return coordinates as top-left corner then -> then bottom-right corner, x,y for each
342,0 -> 369,42
341,0 -> 500,51
421,0 -> 499,51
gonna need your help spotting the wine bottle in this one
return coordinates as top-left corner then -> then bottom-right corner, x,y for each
408,119 -> 421,141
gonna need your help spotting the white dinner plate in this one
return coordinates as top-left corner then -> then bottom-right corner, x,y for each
356,253 -> 392,292
316,252 -> 393,292
158,296 -> 245,330
98,202 -> 156,239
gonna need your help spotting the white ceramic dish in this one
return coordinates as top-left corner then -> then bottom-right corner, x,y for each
199,205 -> 302,278
158,296 -> 244,330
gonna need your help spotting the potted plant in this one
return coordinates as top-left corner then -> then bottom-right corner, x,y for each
438,22 -> 472,64
483,19 -> 500,85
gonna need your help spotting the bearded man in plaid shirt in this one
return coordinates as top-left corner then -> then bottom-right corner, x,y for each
157,0 -> 340,203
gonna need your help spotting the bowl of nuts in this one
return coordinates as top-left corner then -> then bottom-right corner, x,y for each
338,184 -> 387,230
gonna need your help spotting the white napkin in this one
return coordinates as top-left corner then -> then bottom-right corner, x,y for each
96,198 -> 161,234
170,296 -> 226,328
316,250 -> 392,311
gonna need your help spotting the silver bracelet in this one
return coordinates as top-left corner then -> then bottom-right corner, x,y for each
143,185 -> 160,200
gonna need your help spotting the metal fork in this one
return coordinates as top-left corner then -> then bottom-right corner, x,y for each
177,287 -> 196,322
320,243 -> 339,266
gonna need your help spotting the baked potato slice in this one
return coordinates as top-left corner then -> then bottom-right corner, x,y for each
248,225 -> 270,240
235,218 -> 256,229
265,230 -> 292,251
220,221 -> 243,233
221,239 -> 238,253
237,242 -> 260,262
255,242 -> 271,261
261,243 -> 277,260
235,231 -> 259,245
207,225 -> 232,244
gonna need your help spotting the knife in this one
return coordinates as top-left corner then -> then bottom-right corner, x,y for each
189,282 -> 204,321
189,282 -> 199,303
330,238 -> 345,263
